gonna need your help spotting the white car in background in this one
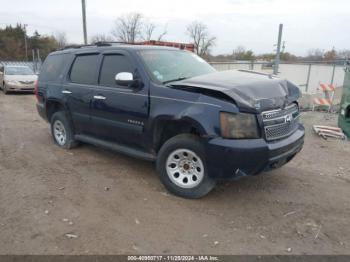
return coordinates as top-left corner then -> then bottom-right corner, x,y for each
0,65 -> 38,94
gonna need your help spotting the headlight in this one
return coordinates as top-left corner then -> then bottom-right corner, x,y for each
6,80 -> 19,85
220,112 -> 260,139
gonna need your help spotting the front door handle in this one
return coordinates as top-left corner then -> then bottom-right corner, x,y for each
62,90 -> 72,94
93,95 -> 106,100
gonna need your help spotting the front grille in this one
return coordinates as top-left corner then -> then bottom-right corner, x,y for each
262,103 -> 299,120
262,103 -> 300,141
19,81 -> 34,85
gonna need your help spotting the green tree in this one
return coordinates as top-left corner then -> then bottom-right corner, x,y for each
0,24 -> 59,61
0,24 -> 26,60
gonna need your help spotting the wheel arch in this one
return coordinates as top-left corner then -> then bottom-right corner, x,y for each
45,99 -> 69,122
152,116 -> 208,153
345,104 -> 350,118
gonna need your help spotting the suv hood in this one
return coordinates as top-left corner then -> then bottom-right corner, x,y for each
170,70 -> 301,112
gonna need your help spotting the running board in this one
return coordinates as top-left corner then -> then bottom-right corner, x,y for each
75,134 -> 156,161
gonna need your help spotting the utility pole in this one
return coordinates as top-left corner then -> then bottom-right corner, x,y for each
273,23 -> 283,75
81,0 -> 88,44
282,41 -> 286,53
32,49 -> 36,72
23,24 -> 28,61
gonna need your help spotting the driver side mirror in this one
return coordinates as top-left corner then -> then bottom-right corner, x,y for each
115,72 -> 139,88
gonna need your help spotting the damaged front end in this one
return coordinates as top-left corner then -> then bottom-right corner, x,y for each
170,70 -> 301,113
168,69 -> 304,179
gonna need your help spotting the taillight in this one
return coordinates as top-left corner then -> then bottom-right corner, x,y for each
34,80 -> 39,101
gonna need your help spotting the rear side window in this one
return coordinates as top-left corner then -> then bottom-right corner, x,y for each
70,54 -> 99,85
99,55 -> 133,87
39,54 -> 68,82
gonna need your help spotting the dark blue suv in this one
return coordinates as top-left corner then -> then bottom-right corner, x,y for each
36,43 -> 304,198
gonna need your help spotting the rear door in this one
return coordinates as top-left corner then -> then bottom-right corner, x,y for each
90,51 -> 149,149
63,53 -> 100,135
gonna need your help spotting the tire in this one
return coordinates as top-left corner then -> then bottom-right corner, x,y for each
50,111 -> 78,149
3,84 -> 8,94
156,134 -> 216,199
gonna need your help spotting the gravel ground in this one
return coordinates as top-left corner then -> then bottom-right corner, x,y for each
0,92 -> 349,255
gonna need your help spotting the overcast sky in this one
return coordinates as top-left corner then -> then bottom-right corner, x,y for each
0,0 -> 349,55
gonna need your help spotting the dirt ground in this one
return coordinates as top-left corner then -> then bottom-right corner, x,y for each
0,92 -> 349,255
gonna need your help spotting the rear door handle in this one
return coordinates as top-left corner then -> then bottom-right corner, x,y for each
93,95 -> 106,100
62,90 -> 72,94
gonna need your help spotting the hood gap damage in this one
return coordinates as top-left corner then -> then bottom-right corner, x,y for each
169,70 -> 301,112
169,84 -> 237,105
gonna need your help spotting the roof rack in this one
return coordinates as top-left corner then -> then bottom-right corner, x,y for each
58,41 -> 195,51
60,44 -> 94,50
59,42 -> 134,51
94,41 -> 134,46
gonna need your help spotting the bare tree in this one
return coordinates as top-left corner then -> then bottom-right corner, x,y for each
143,23 -> 156,41
142,23 -> 168,41
338,49 -> 350,59
324,47 -> 337,61
186,21 -> 216,57
90,34 -> 114,44
233,46 -> 255,60
157,25 -> 168,41
54,31 -> 67,49
233,46 -> 246,55
306,48 -> 324,60
111,13 -> 143,43
112,13 -> 168,43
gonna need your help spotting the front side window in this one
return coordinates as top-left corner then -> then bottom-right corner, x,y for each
70,54 -> 99,85
99,55 -> 133,87
139,50 -> 216,84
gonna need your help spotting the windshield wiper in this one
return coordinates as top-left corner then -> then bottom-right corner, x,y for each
163,77 -> 188,85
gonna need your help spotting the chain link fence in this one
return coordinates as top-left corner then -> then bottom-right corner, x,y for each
0,60 -> 42,74
209,61 -> 347,95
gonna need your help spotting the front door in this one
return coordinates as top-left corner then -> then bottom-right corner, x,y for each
90,52 -> 149,149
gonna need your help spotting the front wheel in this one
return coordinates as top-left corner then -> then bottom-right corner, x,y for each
3,84 -> 8,94
156,134 -> 216,199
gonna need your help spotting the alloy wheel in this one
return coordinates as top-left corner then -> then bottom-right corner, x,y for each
53,120 -> 67,146
166,148 -> 204,189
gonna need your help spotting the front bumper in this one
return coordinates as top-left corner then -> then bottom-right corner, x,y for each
338,104 -> 350,138
5,83 -> 35,92
205,124 -> 305,179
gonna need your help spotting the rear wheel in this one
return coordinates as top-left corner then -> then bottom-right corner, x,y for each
50,111 -> 78,149
156,134 -> 216,198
